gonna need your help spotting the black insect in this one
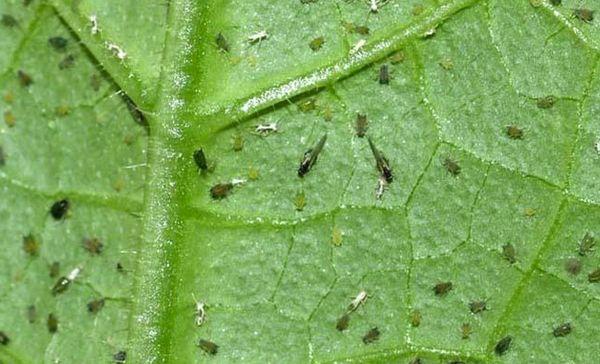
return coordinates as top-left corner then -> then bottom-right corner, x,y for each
549,0 -> 561,5
379,64 -> 390,85
298,134 -> 327,177
83,237 -> 104,255
216,32 -> 230,52
50,199 -> 70,220
362,327 -> 380,344
502,243 -> 517,264
87,298 -> 105,314
17,70 -> 33,87
1,14 -> 18,27
0,146 -> 5,166
368,137 -> 393,183
553,322 -> 572,337
336,313 -> 350,331
117,262 -> 125,273
0,331 -> 9,345
355,113 -> 368,138
193,148 -> 208,170
573,8 -> 594,23
210,183 -> 233,199
433,281 -> 452,296
198,339 -> 219,355
48,36 -> 68,51
494,335 -> 512,356
23,233 -> 40,256
469,300 -> 487,314
27,305 -> 36,323
121,93 -> 147,127
49,261 -> 60,278
52,276 -> 71,295
588,268 -> 600,283
506,125 -> 523,140
578,232 -> 595,256
443,157 -> 461,176
47,313 -> 58,333
113,350 -> 127,363
59,54 -> 75,70
536,95 -> 556,109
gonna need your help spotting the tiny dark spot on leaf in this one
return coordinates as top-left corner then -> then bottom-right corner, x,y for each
469,300 -> 487,314
49,261 -> 60,278
461,323 -> 472,339
90,74 -> 102,91
87,298 -> 105,314
564,258 -> 582,275
494,335 -> 512,356
215,32 -> 230,52
83,237 -> 104,255
362,327 -> 380,344
210,183 -> 233,199
17,70 -> 33,87
1,14 -> 18,27
27,305 -> 36,323
4,110 -> 16,127
50,199 -> 70,220
23,233 -> 40,256
443,157 -> 461,176
355,113 -> 368,138
578,232 -> 595,256
0,331 -> 9,345
379,64 -> 390,85
198,339 -> 218,355
0,146 -> 5,166
506,125 -> 523,140
573,8 -> 594,23
48,36 -> 68,51
410,310 -> 421,327
433,281 -> 452,296
113,350 -> 127,363
193,148 -> 208,170
47,313 -> 58,333
59,54 -> 76,70
537,95 -> 556,109
309,36 -> 325,51
588,268 -> 600,283
336,313 -> 350,331
553,322 -> 572,337
502,243 -> 517,264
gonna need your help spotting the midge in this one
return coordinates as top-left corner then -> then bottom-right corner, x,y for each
51,266 -> 82,295
368,137 -> 393,183
298,134 -> 328,177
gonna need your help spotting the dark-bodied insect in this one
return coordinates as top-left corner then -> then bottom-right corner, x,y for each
549,0 -> 561,5
0,331 -> 9,345
198,339 -> 218,355
1,14 -> 18,27
409,358 -> 422,364
336,313 -> 350,331
47,313 -> 58,333
379,64 -> 390,85
27,305 -> 36,323
121,93 -> 147,127
578,232 -> 595,256
49,261 -> 60,278
368,137 -> 393,183
117,262 -> 125,273
502,243 -> 517,264
564,258 -> 582,275
113,350 -> 127,364
461,323 -> 472,339
87,298 -> 105,314
215,32 -> 230,52
355,113 -> 368,137
193,148 -> 208,171
309,36 -> 325,51
469,300 -> 487,314
506,125 -> 523,140
362,327 -> 380,344
50,199 -> 70,220
443,157 -> 461,176
298,134 -> 327,177
573,8 -> 594,23
537,95 -> 556,109
553,322 -> 572,337
48,36 -> 68,51
90,74 -> 102,91
354,25 -> 370,35
23,233 -> 40,256
0,146 -> 5,166
51,266 -> 81,295
59,54 -> 75,70
588,268 -> 600,283
210,182 -> 233,199
83,237 -> 104,255
433,281 -> 453,296
4,110 -> 15,127
411,310 -> 421,327
494,335 -> 512,356
17,70 -> 33,87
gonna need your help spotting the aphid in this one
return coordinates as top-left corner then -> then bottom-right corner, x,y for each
48,36 -> 68,51
378,64 -> 390,85
23,233 -> 40,256
0,146 -> 4,166
336,313 -> 350,331
564,258 -> 582,275
578,232 -> 595,256
375,176 -> 388,200
298,134 -> 327,177
294,191 -> 306,211
350,39 -> 366,54
529,0 -> 543,7
506,125 -> 524,140
362,327 -> 380,344
113,351 -> 127,363
106,43 -> 127,60
368,137 -> 393,183
354,25 -> 370,35
433,281 -> 452,296
523,207 -> 536,217
198,339 -> 218,355
502,243 -> 517,264
365,0 -> 389,13
537,95 -> 556,109
17,70 -> 33,87
389,51 -> 405,64
55,105 -> 70,117
192,295 -> 206,326
27,304 -> 36,323
321,104 -> 333,121
59,54 -> 75,70
49,261 -> 60,278
588,268 -> 600,283
553,322 -> 572,337
248,166 -> 260,181
121,93 -> 147,126
193,148 -> 208,171
439,58 -> 454,70
254,122 -> 278,135
83,237 -> 103,255
494,335 -> 512,356
573,8 -> 594,23
443,157 -> 461,176
0,331 -> 9,345
298,98 -> 317,112
216,32 -> 230,52
461,323 -> 472,339
469,300 -> 487,314
248,30 -> 268,44
87,298 -> 105,314
50,199 -> 70,220
210,183 -> 233,199
347,290 -> 368,313
412,4 -> 425,15
4,110 -> 16,127
51,266 -> 81,295
89,14 -> 99,35
549,0 -> 561,5
116,262 -> 125,273
410,310 -> 421,327
47,313 -> 58,333
1,14 -> 18,27
90,74 -> 102,91
332,226 -> 343,247
309,36 -> 325,51
232,133 -> 244,151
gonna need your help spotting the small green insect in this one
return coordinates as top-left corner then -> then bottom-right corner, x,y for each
443,157 -> 461,176
362,327 -> 380,344
368,137 -> 393,183
0,331 -> 9,345
215,32 -> 230,52
297,98 -> 317,112
17,70 -> 33,87
87,298 -> 105,314
469,300 -> 487,314
502,243 -> 517,264
198,339 -> 218,355
48,36 -> 68,51
49,261 -> 60,278
1,14 -> 18,27
461,323 -> 472,339
47,313 -> 58,333
294,191 -> 306,211
588,268 -> 600,283
411,310 -> 421,327
578,232 -> 595,256
336,313 -> 350,331
389,51 -> 405,64
298,134 -> 327,177
232,133 -> 244,152
433,281 -> 453,296
439,58 -> 454,70
536,95 -> 556,109
564,258 -> 582,275
354,25 -> 370,35
573,8 -> 594,23
309,36 -> 325,51
506,125 -> 524,140
553,322 -> 572,337
23,234 -> 40,257
494,335 -> 512,356
27,304 -> 36,324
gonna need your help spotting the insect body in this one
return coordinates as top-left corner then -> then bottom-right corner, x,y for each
350,39 -> 366,54
298,134 -> 327,177
433,281 -> 452,296
193,148 -> 208,170
362,327 -> 380,344
198,339 -> 218,355
379,64 -> 390,85
375,176 -> 388,200
254,123 -> 278,135
355,113 -> 368,137
51,266 -> 81,295
50,199 -> 70,220
216,33 -> 230,52
573,8 -> 594,23
494,335 -> 512,356
553,322 -> 572,337
578,232 -> 595,256
366,0 -> 389,13
192,295 -> 207,326
368,137 -> 393,183
347,290 -> 368,313
248,30 -> 268,44
336,313 -> 350,331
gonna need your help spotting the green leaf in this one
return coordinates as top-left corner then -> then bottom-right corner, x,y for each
1,0 -> 599,363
